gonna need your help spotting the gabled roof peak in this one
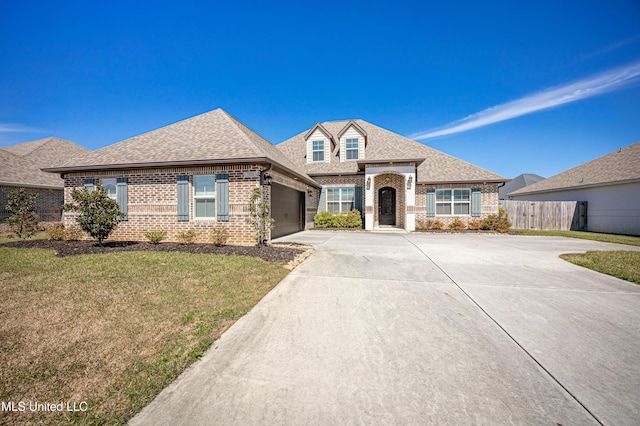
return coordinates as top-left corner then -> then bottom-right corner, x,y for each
303,122 -> 334,144
337,120 -> 367,139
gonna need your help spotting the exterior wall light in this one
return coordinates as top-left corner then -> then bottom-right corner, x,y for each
308,188 -> 313,197
407,175 -> 413,190
262,173 -> 273,185
366,177 -> 371,190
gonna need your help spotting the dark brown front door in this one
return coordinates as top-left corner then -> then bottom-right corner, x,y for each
379,187 -> 396,225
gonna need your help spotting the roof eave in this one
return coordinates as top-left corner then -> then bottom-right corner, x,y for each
417,178 -> 506,185
43,157 -> 321,188
358,158 -> 426,166
509,178 -> 640,196
0,181 -> 63,190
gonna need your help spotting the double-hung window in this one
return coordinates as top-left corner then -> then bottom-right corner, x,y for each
312,140 -> 325,162
436,189 -> 470,215
101,178 -> 117,200
327,188 -> 355,213
194,175 -> 215,218
345,138 -> 359,160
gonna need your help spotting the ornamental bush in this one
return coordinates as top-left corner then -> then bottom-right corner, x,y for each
480,207 -> 511,233
177,230 -> 197,245
5,188 -> 40,239
63,183 -> 123,245
144,230 -> 167,244
448,217 -> 466,230
313,210 -> 362,229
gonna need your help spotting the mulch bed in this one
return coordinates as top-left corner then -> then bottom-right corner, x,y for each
1,239 -> 308,264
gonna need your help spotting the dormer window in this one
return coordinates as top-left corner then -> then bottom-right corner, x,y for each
346,138 -> 359,160
312,140 -> 325,162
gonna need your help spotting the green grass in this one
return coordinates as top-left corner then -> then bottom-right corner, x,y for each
561,251 -> 640,284
512,229 -> 640,247
0,247 -> 289,425
0,231 -> 47,244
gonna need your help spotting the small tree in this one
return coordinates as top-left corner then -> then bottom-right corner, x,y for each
246,187 -> 275,247
63,183 -> 123,245
5,188 -> 40,239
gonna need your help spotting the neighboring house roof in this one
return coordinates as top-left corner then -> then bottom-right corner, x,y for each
277,119 -> 505,183
499,173 -> 545,199
510,141 -> 640,196
0,137 -> 90,188
45,109 -> 318,187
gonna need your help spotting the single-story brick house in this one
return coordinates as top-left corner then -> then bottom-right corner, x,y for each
1,137 -> 90,222
44,109 -> 506,243
509,141 -> 640,236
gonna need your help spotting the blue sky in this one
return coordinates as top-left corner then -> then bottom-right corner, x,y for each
1,0 -> 639,178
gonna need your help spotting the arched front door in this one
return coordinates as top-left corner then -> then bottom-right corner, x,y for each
378,187 -> 396,225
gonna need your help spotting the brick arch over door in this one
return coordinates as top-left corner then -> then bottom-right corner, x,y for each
373,173 -> 406,228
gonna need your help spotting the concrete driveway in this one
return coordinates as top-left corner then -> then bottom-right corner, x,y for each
131,231 -> 640,425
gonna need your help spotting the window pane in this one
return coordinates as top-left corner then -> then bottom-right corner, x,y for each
342,202 -> 353,212
436,203 -> 451,215
327,202 -> 340,213
312,140 -> 324,150
327,188 -> 339,202
194,176 -> 215,197
341,188 -> 354,202
454,189 -> 469,201
101,179 -> 117,199
313,151 -> 324,161
454,203 -> 470,215
346,149 -> 358,160
346,138 -> 358,149
436,189 -> 451,202
195,198 -> 214,217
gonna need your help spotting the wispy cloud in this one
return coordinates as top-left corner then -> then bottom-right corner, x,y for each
0,123 -> 41,133
410,61 -> 640,140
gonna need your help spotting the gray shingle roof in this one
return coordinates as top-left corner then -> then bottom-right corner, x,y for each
510,141 -> 640,196
45,109 -> 316,186
499,173 -> 545,199
277,119 -> 505,183
0,137 -> 90,188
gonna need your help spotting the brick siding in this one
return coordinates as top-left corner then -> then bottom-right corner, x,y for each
0,185 -> 63,222
62,165 -> 273,245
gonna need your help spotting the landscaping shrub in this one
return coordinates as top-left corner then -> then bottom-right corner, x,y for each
480,207 -> 511,233
313,210 -> 362,229
415,219 -> 429,230
5,188 -> 40,239
177,230 -> 197,245
212,225 -> 229,246
448,217 -> 466,230
63,183 -> 123,245
427,219 -> 444,230
467,219 -> 483,230
144,230 -> 167,244
64,225 -> 84,241
44,222 -> 65,240
313,211 -> 335,228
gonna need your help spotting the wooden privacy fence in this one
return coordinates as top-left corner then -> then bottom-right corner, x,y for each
500,200 -> 587,231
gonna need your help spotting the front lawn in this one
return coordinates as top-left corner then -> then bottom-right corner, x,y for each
512,229 -> 640,247
0,247 -> 289,425
561,251 -> 640,284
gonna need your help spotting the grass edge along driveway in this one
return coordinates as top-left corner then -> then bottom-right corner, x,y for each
561,251 -> 640,284
0,247 -> 289,425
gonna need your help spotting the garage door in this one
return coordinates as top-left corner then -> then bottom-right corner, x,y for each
271,184 -> 303,239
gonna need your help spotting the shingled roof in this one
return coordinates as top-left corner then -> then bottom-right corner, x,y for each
510,141 -> 640,196
499,173 -> 545,199
45,109 -> 318,187
0,137 -> 89,188
277,119 -> 505,183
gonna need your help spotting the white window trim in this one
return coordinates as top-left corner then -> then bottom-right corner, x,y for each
345,138 -> 359,161
326,187 -> 355,213
436,188 -> 471,216
193,175 -> 216,220
312,140 -> 325,162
